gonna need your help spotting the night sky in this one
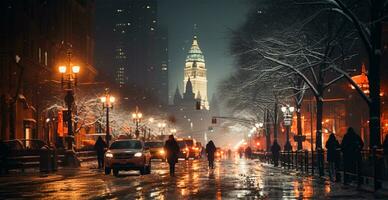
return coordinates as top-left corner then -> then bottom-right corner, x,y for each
158,0 -> 250,101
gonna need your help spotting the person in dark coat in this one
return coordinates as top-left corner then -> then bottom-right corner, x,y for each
383,135 -> 388,176
341,127 -> 364,185
94,136 -> 107,169
164,135 -> 180,176
325,133 -> 340,181
245,146 -> 252,159
206,140 -> 217,169
271,140 -> 281,167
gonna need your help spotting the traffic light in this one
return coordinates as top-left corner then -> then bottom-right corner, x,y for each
196,101 -> 201,110
211,117 -> 217,124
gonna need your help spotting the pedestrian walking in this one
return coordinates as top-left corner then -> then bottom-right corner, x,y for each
325,133 -> 340,181
245,146 -> 252,159
206,140 -> 217,169
383,135 -> 388,176
227,149 -> 232,159
238,146 -> 244,158
164,135 -> 180,176
341,127 -> 364,185
94,136 -> 107,169
271,140 -> 281,167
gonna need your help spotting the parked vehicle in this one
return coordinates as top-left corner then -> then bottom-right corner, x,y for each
144,141 -> 166,161
104,139 -> 151,176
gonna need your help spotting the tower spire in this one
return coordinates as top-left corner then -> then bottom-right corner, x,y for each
173,85 -> 182,105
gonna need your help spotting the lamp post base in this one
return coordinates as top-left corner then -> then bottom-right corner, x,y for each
284,141 -> 292,152
64,150 -> 80,167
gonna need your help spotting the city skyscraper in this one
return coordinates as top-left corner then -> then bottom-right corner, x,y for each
96,0 -> 169,106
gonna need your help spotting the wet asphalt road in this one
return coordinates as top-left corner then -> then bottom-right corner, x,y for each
0,158 -> 381,199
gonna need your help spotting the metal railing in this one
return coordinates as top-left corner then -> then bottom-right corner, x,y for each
253,149 -> 388,190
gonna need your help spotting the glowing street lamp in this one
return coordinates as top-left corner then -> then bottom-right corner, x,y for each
132,106 -> 142,138
100,88 -> 115,146
158,122 -> 167,136
58,50 -> 80,153
281,105 -> 295,151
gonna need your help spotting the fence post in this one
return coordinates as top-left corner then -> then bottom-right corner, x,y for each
305,150 -> 308,173
311,150 -> 315,175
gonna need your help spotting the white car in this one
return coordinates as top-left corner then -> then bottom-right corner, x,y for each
104,139 -> 151,176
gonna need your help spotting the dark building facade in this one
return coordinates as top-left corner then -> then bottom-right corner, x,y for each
0,0 -> 96,142
95,0 -> 169,107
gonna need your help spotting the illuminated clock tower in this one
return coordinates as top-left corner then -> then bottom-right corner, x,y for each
183,35 -> 209,109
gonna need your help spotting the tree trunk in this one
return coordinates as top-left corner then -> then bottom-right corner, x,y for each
315,96 -> 324,176
273,101 -> 278,140
315,97 -> 323,149
368,0 -> 382,148
265,109 -> 271,151
296,104 -> 303,150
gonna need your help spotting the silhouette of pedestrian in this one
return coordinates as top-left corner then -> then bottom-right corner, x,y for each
227,149 -> 232,159
341,127 -> 364,185
271,140 -> 281,167
245,146 -> 252,159
206,140 -> 216,169
383,135 -> 388,176
164,135 -> 180,176
238,146 -> 244,158
94,136 -> 107,169
325,133 -> 340,181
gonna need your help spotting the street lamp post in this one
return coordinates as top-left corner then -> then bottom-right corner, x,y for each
100,89 -> 115,147
132,107 -> 142,138
58,50 -> 80,167
281,105 -> 295,151
58,51 -> 80,152
158,122 -> 166,136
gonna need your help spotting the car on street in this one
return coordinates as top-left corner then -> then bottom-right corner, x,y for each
184,138 -> 200,159
196,142 -> 203,158
215,147 -> 224,160
144,141 -> 166,161
177,139 -> 189,159
104,139 -> 151,176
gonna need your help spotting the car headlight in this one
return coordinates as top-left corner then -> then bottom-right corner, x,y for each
134,152 -> 143,157
159,149 -> 165,155
105,153 -> 113,158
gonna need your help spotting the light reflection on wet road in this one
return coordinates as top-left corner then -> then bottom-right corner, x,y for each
0,158 -> 378,199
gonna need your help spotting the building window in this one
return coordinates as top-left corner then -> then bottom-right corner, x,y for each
38,48 -> 41,63
44,51 -> 48,66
